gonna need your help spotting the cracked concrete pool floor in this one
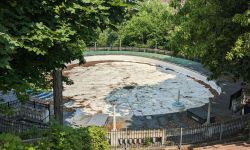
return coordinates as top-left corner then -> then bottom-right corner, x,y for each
63,55 -> 241,129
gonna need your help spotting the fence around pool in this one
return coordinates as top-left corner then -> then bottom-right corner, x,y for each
0,116 -> 48,134
86,47 -> 173,55
1,108 -> 249,147
84,47 -> 207,75
107,114 -> 250,148
0,100 -> 50,134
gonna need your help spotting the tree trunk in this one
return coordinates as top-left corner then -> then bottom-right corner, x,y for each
52,69 -> 63,125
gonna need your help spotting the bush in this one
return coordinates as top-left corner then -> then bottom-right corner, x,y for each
165,140 -> 174,146
37,124 -> 110,150
143,137 -> 151,146
0,133 -> 34,150
0,124 -> 110,150
18,126 -> 45,140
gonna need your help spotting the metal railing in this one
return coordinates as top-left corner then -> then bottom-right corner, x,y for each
0,116 -> 48,133
0,100 -> 51,124
86,47 -> 173,55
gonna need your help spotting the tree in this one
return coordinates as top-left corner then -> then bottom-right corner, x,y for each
168,0 -> 249,81
96,29 -> 119,47
118,0 -> 174,48
0,0 -> 126,123
96,0 -> 174,48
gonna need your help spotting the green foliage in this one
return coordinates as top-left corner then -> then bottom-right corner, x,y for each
0,104 -> 15,116
87,126 -> 110,150
118,0 -> 173,48
0,0 -> 126,95
97,29 -> 119,47
37,124 -> 109,150
97,0 -> 174,48
0,133 -> 34,150
0,125 -> 109,150
143,137 -> 151,146
168,0 -> 250,81
0,133 -> 22,150
17,126 -> 45,140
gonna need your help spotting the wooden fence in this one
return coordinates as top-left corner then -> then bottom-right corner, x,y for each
107,114 -> 250,148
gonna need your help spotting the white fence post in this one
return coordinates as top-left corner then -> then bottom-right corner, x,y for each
162,129 -> 165,145
110,130 -> 118,147
179,128 -> 183,150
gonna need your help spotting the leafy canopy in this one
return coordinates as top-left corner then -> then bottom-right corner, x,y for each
96,0 -> 174,49
0,125 -> 109,150
168,0 -> 249,81
0,0 -> 126,94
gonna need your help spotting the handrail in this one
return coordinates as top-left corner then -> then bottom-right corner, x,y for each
0,115 -> 48,133
86,46 -> 173,55
0,100 -> 50,125
0,100 -> 50,109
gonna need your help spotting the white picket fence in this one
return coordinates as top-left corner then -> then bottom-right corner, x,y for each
107,114 -> 250,148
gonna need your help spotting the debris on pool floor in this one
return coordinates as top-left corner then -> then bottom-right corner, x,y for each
63,60 -> 214,126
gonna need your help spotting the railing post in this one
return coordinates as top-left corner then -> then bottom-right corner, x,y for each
111,129 -> 120,148
179,128 -> 183,150
48,103 -> 51,120
161,129 -> 165,145
119,39 -> 121,51
206,98 -> 212,124
220,124 -> 223,142
33,101 -> 36,108
112,102 -> 116,131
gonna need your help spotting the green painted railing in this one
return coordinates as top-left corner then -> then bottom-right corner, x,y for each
85,47 -> 199,65
84,47 -> 208,75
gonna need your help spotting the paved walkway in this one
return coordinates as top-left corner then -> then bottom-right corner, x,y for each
193,142 -> 250,150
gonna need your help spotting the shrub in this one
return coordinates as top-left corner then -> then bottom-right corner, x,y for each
0,124 -> 110,150
0,133 -> 34,150
143,137 -> 151,146
165,140 -> 174,146
37,124 -> 110,150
